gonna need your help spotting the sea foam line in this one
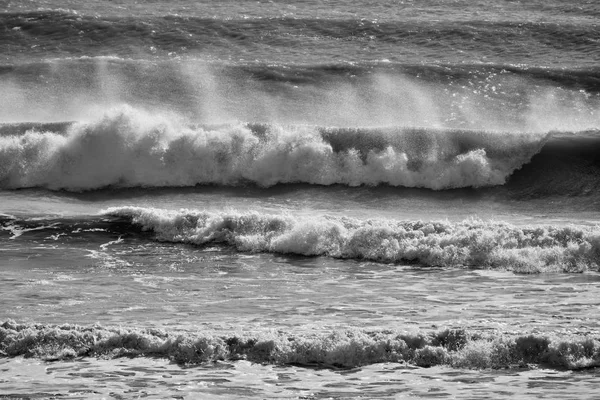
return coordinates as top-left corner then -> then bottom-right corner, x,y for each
1,320 -> 598,370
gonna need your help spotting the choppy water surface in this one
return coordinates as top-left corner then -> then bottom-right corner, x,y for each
2,0 -> 600,398
2,239 -> 600,334
3,357 -> 600,399
2,232 -> 600,398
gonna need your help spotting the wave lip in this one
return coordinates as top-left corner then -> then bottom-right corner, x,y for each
0,106 -> 547,191
103,207 -> 600,273
2,320 -> 599,370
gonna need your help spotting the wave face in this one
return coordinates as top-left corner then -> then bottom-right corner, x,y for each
507,131 -> 600,198
0,106 -> 549,191
2,320 -> 599,370
96,207 -> 600,273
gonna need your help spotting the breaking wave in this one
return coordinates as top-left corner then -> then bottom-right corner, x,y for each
3,208 -> 599,273
0,106 -> 549,191
102,207 -> 600,273
1,320 -> 599,370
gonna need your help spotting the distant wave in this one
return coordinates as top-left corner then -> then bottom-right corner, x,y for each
2,320 -> 599,370
2,10 -> 599,67
0,106 -> 549,191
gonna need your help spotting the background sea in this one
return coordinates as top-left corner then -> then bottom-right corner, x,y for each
1,0 -> 600,398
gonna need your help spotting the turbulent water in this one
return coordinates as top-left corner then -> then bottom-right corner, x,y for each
1,0 -> 600,399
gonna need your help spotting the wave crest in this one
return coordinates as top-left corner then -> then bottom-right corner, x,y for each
103,207 -> 600,273
0,106 -> 546,191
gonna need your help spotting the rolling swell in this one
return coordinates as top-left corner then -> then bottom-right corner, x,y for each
2,320 -> 599,370
2,10 -> 599,66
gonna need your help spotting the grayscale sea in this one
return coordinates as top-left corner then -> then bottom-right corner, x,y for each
1,0 -> 600,398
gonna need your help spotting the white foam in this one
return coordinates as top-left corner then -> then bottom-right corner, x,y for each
0,105 -> 546,191
103,206 -> 600,272
0,222 -> 60,240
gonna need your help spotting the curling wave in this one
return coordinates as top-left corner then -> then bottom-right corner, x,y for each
0,106 -> 548,191
1,320 -> 599,370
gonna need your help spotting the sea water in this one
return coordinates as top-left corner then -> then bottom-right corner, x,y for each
1,0 -> 600,398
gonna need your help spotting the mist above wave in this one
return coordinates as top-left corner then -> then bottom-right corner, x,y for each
3,57 -> 600,130
1,56 -> 598,193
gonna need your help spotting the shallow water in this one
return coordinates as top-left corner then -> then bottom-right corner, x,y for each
2,240 -> 600,335
2,357 -> 600,399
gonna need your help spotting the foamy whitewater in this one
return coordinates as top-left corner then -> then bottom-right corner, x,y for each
1,1 -> 600,399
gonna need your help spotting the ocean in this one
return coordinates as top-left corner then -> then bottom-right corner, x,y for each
1,0 -> 600,398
